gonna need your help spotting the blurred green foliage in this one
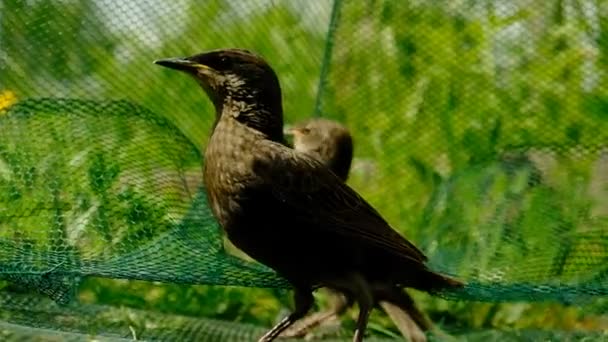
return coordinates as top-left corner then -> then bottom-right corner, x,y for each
1,0 -> 607,339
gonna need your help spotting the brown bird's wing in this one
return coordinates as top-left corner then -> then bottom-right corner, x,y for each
252,140 -> 427,264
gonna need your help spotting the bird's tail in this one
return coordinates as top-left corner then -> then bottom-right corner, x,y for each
410,268 -> 464,293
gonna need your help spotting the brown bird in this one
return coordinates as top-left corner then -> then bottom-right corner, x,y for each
154,48 -> 462,342
286,118 -> 354,181
284,119 -> 432,342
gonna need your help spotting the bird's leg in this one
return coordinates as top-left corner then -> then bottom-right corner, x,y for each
378,301 -> 427,342
257,287 -> 314,342
279,290 -> 353,338
349,273 -> 373,342
373,285 -> 431,331
376,286 -> 458,342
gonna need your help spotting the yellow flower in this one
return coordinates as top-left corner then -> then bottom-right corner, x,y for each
0,90 -> 17,113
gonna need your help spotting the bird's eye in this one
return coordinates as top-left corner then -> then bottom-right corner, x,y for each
218,56 -> 231,69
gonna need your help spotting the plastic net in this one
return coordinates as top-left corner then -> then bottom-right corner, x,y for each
1,0 -> 607,340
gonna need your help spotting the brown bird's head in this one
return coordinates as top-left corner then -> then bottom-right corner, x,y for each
286,118 -> 354,181
155,48 -> 284,140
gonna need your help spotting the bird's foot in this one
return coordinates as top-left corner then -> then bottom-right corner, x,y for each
279,310 -> 340,338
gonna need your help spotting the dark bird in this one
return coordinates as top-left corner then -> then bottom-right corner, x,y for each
154,48 -> 462,342
284,118 -> 432,342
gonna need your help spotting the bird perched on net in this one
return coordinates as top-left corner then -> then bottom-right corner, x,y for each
283,118 -> 432,342
154,48 -> 462,342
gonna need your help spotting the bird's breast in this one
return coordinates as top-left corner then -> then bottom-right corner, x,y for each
202,123 -> 260,228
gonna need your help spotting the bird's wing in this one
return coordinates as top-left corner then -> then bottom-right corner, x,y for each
252,140 -> 428,264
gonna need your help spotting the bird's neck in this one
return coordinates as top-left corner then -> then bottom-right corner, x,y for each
219,97 -> 285,143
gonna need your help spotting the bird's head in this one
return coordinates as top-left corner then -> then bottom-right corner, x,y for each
285,119 -> 347,153
285,118 -> 354,181
285,120 -> 325,153
155,48 -> 284,140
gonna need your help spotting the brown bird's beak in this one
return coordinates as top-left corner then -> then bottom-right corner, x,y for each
283,125 -> 296,136
154,57 -> 216,77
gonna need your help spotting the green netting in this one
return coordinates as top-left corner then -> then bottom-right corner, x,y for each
0,99 -> 287,301
1,0 -> 608,340
0,292 -> 606,342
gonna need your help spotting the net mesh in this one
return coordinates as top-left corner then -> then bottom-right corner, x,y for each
1,0 -> 607,340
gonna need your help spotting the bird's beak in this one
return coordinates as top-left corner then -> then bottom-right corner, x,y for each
283,125 -> 297,136
154,57 -> 215,76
